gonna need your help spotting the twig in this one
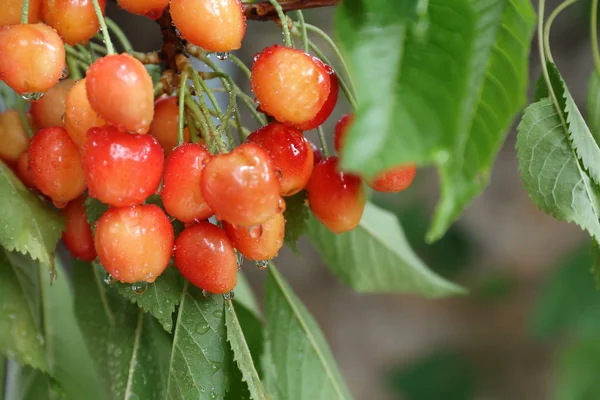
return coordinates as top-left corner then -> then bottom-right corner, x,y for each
243,0 -> 340,20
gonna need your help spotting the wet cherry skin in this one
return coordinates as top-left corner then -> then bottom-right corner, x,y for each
0,109 -> 33,164
30,79 -> 75,129
0,0 -> 43,25
294,65 -> 339,131
61,196 -> 96,262
117,0 -> 169,19
43,0 -> 106,45
222,212 -> 285,261
64,78 -> 106,147
149,96 -> 190,155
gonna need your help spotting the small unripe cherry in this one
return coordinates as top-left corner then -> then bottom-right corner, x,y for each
170,0 -> 246,52
0,23 -> 66,96
0,109 -> 32,164
117,0 -> 169,20
0,0 -> 42,26
64,79 -> 106,147
83,126 -> 164,207
43,0 -> 106,45
294,65 -> 339,131
247,123 -> 314,196
174,222 -> 237,295
28,127 -> 86,207
30,79 -> 75,129
306,156 -> 365,234
162,143 -> 213,223
251,45 -> 331,127
61,197 -> 96,262
149,96 -> 190,155
86,54 -> 154,134
223,213 -> 284,261
200,143 -> 282,227
17,151 -> 36,189
95,205 -> 174,283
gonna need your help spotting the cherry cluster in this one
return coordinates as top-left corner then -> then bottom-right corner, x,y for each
0,0 -> 415,296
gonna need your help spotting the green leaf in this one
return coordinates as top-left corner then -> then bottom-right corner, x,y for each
264,265 -> 351,400
587,70 -> 600,146
0,162 -> 64,274
73,261 -> 172,400
165,283 -> 230,399
225,300 -> 269,400
516,98 -> 600,243
0,248 -> 46,371
554,338 -> 600,400
282,191 -> 309,254
428,0 -> 536,241
306,201 -> 464,297
234,272 -> 260,317
4,363 -> 53,400
84,196 -> 109,233
115,266 -> 183,332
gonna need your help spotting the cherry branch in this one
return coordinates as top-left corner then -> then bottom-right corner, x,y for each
243,0 -> 341,20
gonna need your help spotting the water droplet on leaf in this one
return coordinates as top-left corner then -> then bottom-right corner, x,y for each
21,92 -> 44,101
256,260 -> 269,270
131,281 -> 148,294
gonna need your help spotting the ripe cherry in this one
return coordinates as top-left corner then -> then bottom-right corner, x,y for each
247,123 -> 314,196
61,197 -> 96,262
28,127 -> 86,207
149,96 -> 190,155
83,126 -> 164,207
86,54 -> 154,134
162,143 -> 213,223
333,113 -> 353,153
0,23 -> 66,96
43,0 -> 106,45
64,78 -> 106,147
201,143 -> 282,227
251,45 -> 331,127
30,79 -> 75,129
294,65 -> 339,131
170,0 -> 246,52
174,222 -> 237,295
308,140 -> 323,165
17,151 -> 36,189
306,156 -> 365,234
95,204 -> 174,283
0,0 -> 42,26
222,213 -> 284,261
117,0 -> 169,20
0,109 -> 33,164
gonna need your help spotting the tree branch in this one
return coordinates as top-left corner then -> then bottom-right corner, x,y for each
243,0 -> 341,20
157,6 -> 181,72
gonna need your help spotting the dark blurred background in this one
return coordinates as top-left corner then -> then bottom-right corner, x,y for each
110,1 -> 600,398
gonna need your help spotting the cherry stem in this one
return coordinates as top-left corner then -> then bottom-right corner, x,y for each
92,0 -> 115,55
187,73 -> 228,153
66,54 -> 83,80
296,11 -> 309,53
186,113 -> 202,144
20,0 -> 29,24
228,54 -> 252,80
106,18 -> 133,53
15,98 -> 33,138
317,126 -> 329,157
177,70 -> 189,147
267,0 -> 293,47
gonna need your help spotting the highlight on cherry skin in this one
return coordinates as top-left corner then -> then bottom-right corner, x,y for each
43,0 -> 106,45
223,212 -> 285,261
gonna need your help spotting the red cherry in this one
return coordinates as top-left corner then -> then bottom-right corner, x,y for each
247,123 -> 314,196
222,212 -> 284,261
174,222 -> 237,294
170,0 -> 246,52
64,78 -> 106,147
62,197 -> 96,262
0,0 -> 42,25
28,127 -> 86,207
334,113 -> 353,153
95,204 -> 174,283
149,96 -> 190,155
306,156 -> 365,234
117,0 -> 169,19
162,143 -> 213,223
16,151 -> 36,189
294,66 -> 339,131
0,23 -> 66,96
43,0 -> 106,45
307,140 -> 323,165
86,54 -> 154,134
83,126 -> 164,207
368,164 -> 417,193
200,143 -> 282,227
30,79 -> 75,129
0,109 -> 33,164
251,45 -> 330,127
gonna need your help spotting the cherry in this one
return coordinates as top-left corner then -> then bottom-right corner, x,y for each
64,78 -> 106,147
117,0 -> 169,20
43,0 -> 106,45
0,109 -> 33,164
174,222 -> 237,295
247,123 -> 314,196
294,65 -> 339,131
86,54 -> 154,134
222,213 -> 284,261
308,140 -> 323,165
95,204 -> 174,283
16,151 -> 36,189
149,96 -> 190,155
200,143 -> 282,227
306,156 -> 365,234
162,143 -> 213,223
83,126 -> 164,207
333,113 -> 353,153
251,45 -> 331,127
170,0 -> 246,52
28,127 -> 86,207
30,79 -> 75,129
61,197 -> 96,262
0,0 -> 42,26
0,23 -> 66,96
